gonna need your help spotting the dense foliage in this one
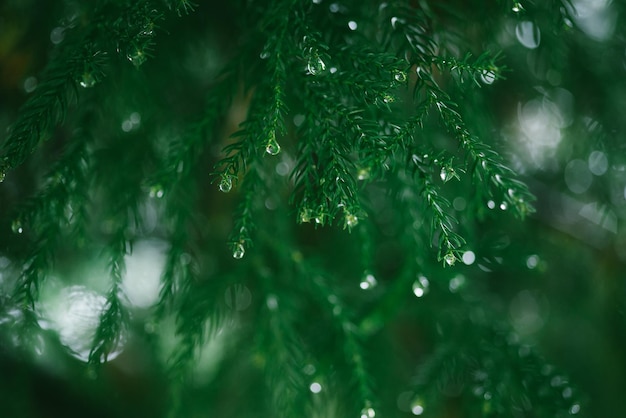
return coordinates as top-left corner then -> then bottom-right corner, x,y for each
1,0 -> 625,417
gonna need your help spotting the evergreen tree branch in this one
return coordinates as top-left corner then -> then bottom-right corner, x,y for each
11,122 -> 91,308
164,264 -> 229,416
299,264 -> 377,416
410,303 -> 586,417
88,246 -> 129,365
0,0 -> 167,176
256,290 -> 308,418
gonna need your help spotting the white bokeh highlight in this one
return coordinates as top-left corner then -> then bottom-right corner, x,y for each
122,239 -> 169,309
39,284 -> 122,362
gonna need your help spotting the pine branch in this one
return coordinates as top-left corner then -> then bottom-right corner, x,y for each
431,51 -> 506,88
257,292 -> 308,418
381,0 -> 535,219
227,165 -> 262,259
409,152 -> 466,265
300,265 -> 377,416
213,0 -> 292,193
0,0 -> 167,177
292,97 -> 363,229
11,124 -> 91,308
88,231 -> 129,365
411,316 -> 586,417
164,0 -> 197,16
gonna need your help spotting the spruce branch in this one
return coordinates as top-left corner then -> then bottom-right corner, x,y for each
412,316 -> 586,417
212,58 -> 288,193
408,60 -> 535,218
227,165 -> 264,259
0,0 -> 167,177
378,0 -> 534,220
431,51 -> 506,88
10,124 -> 91,308
1,44 -> 87,174
88,285 -> 128,365
292,96 -> 364,228
167,272 -> 227,377
164,0 -> 197,16
0,1 -> 604,416
257,292 -> 308,418
88,229 -> 130,365
298,265 -> 377,416
428,87 -> 535,218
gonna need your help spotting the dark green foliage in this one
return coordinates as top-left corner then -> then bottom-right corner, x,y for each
1,0 -> 625,417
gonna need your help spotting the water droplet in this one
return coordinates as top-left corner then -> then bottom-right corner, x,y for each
232,242 -> 245,259
391,16 -> 402,29
588,150 -> 608,176
303,363 -> 316,375
360,407 -> 376,418
462,250 -> 475,265
570,404 -> 580,415
149,185 -> 164,198
144,321 -> 156,334
449,274 -> 466,292
219,175 -> 233,193
24,76 -> 37,93
307,51 -> 326,75
127,49 -> 147,67
345,213 -> 359,228
515,21 -> 541,49
293,114 -> 305,127
500,202 -> 508,210
357,168 -> 370,180
265,135 -> 281,155
266,294 -> 278,310
382,94 -> 394,103
348,21 -> 358,30
444,253 -> 456,266
526,254 -> 539,269
394,70 -> 407,83
140,28 -> 154,37
11,219 -> 23,234
412,275 -> 429,297
480,70 -> 496,85
310,382 -> 322,393
512,2 -> 524,13
440,167 -> 455,182
411,398 -> 425,415
130,112 -> 141,125
0,171 -> 5,183
50,27 -> 65,44
562,387 -> 573,399
487,200 -> 496,209
360,273 -> 377,290
260,50 -> 270,59
299,208 -> 312,223
276,162 -> 290,176
551,375 -> 565,387
79,73 -> 96,88
453,197 -> 466,211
